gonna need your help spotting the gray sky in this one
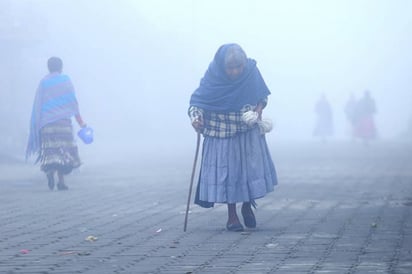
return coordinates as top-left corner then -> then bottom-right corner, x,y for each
1,0 -> 412,159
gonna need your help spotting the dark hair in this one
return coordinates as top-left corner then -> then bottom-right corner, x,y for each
47,57 -> 63,73
224,44 -> 247,68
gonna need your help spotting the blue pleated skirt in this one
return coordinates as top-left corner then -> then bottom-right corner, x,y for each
195,127 -> 277,207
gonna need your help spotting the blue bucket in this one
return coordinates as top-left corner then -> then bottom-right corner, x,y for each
77,126 -> 93,144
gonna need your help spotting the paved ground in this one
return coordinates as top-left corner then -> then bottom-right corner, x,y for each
1,140 -> 411,274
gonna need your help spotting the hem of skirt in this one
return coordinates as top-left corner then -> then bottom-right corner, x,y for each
194,200 -> 215,208
196,193 -> 272,208
41,162 -> 81,174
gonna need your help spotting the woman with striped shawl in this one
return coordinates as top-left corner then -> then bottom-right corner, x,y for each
188,44 -> 278,232
26,57 -> 87,191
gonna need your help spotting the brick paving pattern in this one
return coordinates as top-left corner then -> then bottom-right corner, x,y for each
1,141 -> 411,273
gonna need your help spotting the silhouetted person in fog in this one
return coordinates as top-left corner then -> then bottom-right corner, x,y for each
188,43 -> 277,232
26,57 -> 87,190
344,93 -> 357,139
354,90 -> 377,144
313,93 -> 333,142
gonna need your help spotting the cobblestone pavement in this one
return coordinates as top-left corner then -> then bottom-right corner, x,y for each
1,141 -> 411,274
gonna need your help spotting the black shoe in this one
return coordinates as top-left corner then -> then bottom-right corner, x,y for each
241,205 -> 256,228
226,222 -> 244,232
57,183 -> 69,191
47,174 -> 54,191
242,212 -> 256,228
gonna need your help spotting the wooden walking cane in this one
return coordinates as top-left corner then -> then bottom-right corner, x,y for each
183,132 -> 201,232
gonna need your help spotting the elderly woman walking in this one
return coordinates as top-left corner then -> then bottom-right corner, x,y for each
188,43 -> 278,232
26,57 -> 87,191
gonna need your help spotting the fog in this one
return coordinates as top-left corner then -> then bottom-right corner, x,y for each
1,0 -> 412,163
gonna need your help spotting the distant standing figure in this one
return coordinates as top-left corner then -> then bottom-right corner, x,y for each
354,90 -> 377,142
26,57 -> 87,191
313,93 -> 334,142
188,43 -> 278,232
344,93 -> 357,138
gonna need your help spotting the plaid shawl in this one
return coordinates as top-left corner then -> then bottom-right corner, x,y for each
26,73 -> 80,160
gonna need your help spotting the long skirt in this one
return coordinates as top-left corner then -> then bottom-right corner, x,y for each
355,116 -> 377,140
195,127 -> 277,208
39,119 -> 81,174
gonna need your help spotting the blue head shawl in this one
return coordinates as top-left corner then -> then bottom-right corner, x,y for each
189,43 -> 270,112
